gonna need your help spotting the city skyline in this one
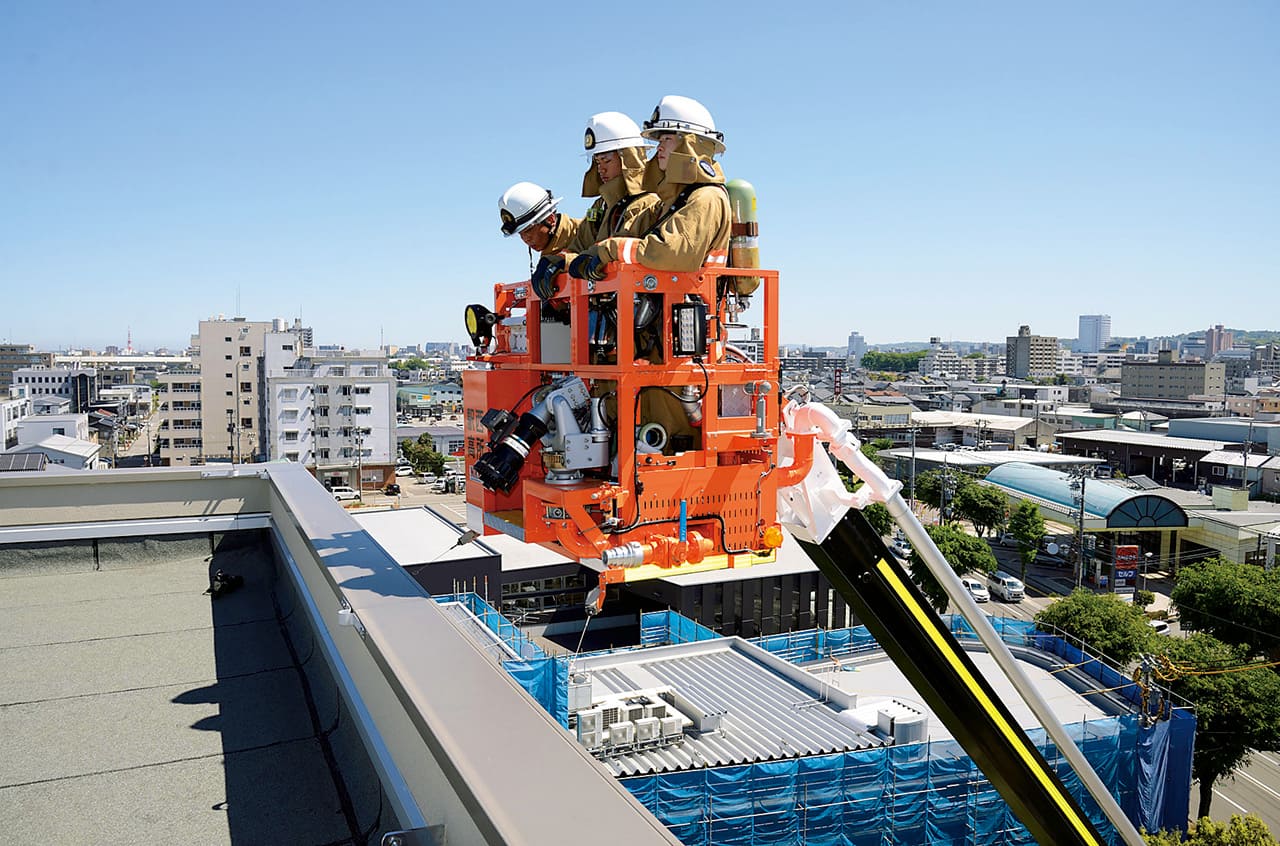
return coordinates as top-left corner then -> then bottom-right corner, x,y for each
5,3 -> 1277,351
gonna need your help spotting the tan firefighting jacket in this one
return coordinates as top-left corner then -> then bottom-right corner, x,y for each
592,134 -> 730,272
542,213 -> 579,256
548,147 -> 662,255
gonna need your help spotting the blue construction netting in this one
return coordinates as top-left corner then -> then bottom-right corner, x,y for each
501,654 -> 571,728
627,610 -> 1195,839
622,717 -> 1153,845
641,610 -> 721,646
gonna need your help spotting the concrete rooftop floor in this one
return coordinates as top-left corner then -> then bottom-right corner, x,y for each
0,534 -> 365,845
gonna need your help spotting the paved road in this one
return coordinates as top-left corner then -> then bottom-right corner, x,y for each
1190,750 -> 1280,833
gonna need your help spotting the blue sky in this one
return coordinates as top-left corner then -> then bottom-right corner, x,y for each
3,2 -> 1277,352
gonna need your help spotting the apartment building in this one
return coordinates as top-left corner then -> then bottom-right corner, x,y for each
1,344 -> 55,396
264,335 -> 396,489
1005,325 -> 1059,379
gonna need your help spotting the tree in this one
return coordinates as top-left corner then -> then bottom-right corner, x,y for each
401,433 -> 445,475
1155,634 -> 1280,820
859,350 -> 928,373
1145,814 -> 1277,844
952,485 -> 1008,537
908,523 -> 999,612
914,469 -> 976,521
862,502 -> 893,538
1007,501 -> 1045,581
1034,589 -> 1153,665
1171,558 -> 1280,662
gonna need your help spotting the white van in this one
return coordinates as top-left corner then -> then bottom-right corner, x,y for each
330,485 -> 359,501
988,571 -> 1024,602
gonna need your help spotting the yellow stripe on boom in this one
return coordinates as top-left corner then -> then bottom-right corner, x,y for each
874,558 -> 1099,845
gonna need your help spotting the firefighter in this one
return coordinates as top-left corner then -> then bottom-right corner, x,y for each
567,96 -> 730,280
531,112 -> 662,300
498,182 -> 577,255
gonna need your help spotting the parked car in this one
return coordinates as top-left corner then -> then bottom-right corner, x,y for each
960,577 -> 990,603
384,483 -> 401,496
890,535 -> 913,560
418,473 -> 438,485
1147,619 -> 1170,635
988,571 -> 1025,602
395,464 -> 414,476
998,532 -> 1018,547
331,485 -> 359,502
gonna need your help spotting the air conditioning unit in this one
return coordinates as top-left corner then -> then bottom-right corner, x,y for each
578,726 -> 602,749
660,715 -> 684,739
622,705 -> 645,724
577,709 -> 602,735
634,717 -> 660,744
644,703 -> 667,720
608,720 -> 635,746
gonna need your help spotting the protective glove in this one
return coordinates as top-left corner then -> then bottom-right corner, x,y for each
568,253 -> 607,281
531,255 -> 565,299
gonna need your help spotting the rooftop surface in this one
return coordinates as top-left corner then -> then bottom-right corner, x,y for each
0,533 -> 367,845
808,649 -> 1115,742
1057,429 -> 1229,452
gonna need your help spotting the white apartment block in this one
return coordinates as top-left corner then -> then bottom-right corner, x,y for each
1055,350 -> 1083,376
264,335 -> 396,488
2,395 -> 33,449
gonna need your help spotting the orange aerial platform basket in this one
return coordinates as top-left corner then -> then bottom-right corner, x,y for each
462,262 -> 813,611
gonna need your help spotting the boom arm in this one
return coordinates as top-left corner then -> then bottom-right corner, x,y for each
779,398 -> 1144,846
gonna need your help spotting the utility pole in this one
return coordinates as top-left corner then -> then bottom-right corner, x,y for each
908,423 -> 918,512
1241,420 -> 1254,493
1071,469 -> 1088,588
355,428 -> 365,501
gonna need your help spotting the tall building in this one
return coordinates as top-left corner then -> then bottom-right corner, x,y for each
846,331 -> 867,366
264,335 -> 396,488
1076,315 -> 1111,353
918,338 -> 962,378
1,344 -> 55,396
1205,324 -> 1234,359
1005,325 -> 1059,380
1120,350 -> 1226,400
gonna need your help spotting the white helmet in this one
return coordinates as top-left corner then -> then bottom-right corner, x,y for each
498,182 -> 561,237
583,112 -> 647,155
641,95 -> 725,154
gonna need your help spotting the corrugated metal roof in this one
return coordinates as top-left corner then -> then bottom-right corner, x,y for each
574,639 -> 884,777
1058,429 -> 1228,452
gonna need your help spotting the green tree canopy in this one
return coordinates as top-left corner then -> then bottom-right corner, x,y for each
1154,634 -> 1280,819
1007,500 -> 1045,580
908,523 -> 999,612
401,434 -> 445,475
1144,814 -> 1277,845
1034,589 -> 1153,665
862,502 -> 893,538
913,469 -> 976,519
953,485 -> 1008,537
1171,558 -> 1280,662
859,350 -> 928,373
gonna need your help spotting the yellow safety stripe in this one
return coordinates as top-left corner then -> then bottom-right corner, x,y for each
875,558 -> 1098,844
